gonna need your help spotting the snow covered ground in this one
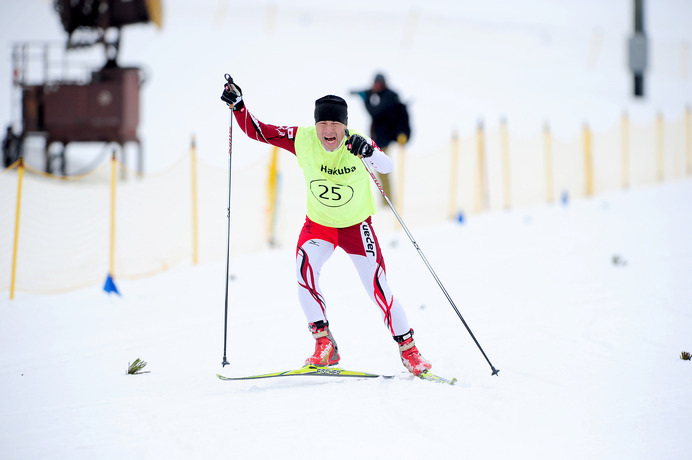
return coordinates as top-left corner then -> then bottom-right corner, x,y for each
1,180 -> 692,459
1,1 -> 692,459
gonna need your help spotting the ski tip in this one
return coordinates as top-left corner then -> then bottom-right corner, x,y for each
418,370 -> 457,385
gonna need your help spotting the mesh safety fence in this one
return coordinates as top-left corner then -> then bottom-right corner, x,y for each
1,111 -> 690,294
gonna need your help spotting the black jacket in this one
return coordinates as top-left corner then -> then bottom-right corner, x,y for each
362,88 -> 402,147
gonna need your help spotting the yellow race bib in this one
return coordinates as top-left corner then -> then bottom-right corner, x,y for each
295,127 -> 376,228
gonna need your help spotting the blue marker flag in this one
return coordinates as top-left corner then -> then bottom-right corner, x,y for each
103,273 -> 120,295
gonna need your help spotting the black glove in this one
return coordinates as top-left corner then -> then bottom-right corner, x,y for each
220,74 -> 244,111
346,134 -> 374,158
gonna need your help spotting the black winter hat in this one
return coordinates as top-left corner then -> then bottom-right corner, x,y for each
314,95 -> 348,125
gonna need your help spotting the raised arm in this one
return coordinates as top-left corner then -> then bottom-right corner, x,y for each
221,74 -> 297,154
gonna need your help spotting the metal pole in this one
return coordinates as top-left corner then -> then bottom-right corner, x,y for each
221,110 -> 233,367
360,154 -> 499,376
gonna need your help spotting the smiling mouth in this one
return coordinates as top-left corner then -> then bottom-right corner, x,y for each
324,136 -> 336,143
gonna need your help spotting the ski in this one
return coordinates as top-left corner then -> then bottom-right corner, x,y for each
217,365 -> 457,385
217,364 -> 395,381
418,370 -> 457,385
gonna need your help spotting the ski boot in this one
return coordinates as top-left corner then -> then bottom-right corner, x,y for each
395,329 -> 431,376
305,320 -> 340,366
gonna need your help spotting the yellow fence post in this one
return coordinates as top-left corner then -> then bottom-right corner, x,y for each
656,112 -> 664,182
102,148 -> 120,294
266,145 -> 279,246
500,117 -> 511,210
110,149 -> 117,276
474,119 -> 487,213
10,158 -> 25,300
583,123 -> 594,196
449,131 -> 459,219
621,111 -> 630,188
686,105 -> 691,175
543,122 -> 554,204
395,140 -> 406,218
190,135 -> 199,264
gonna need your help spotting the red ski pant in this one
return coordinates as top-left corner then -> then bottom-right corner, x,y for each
295,216 -> 411,337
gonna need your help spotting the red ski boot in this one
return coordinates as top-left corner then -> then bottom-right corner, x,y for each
395,329 -> 432,376
305,321 -> 340,366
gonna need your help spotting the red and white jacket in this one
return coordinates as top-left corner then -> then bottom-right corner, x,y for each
232,105 -> 393,173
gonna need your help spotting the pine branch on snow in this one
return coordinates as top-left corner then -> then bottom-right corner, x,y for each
127,358 -> 150,375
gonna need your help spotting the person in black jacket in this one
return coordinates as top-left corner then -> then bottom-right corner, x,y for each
2,125 -> 20,168
351,73 -> 409,202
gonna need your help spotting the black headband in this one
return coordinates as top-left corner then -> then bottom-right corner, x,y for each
314,95 -> 348,125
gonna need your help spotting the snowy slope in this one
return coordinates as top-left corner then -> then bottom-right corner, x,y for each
1,1 -> 692,459
2,181 -> 692,459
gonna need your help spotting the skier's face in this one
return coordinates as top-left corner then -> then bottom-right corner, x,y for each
316,121 -> 346,152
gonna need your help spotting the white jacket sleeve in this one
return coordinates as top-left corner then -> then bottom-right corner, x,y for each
362,141 -> 393,174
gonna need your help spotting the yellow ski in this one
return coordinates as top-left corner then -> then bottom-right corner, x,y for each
217,365 -> 394,381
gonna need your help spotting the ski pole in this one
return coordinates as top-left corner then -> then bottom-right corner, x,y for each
221,83 -> 234,367
359,150 -> 499,376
